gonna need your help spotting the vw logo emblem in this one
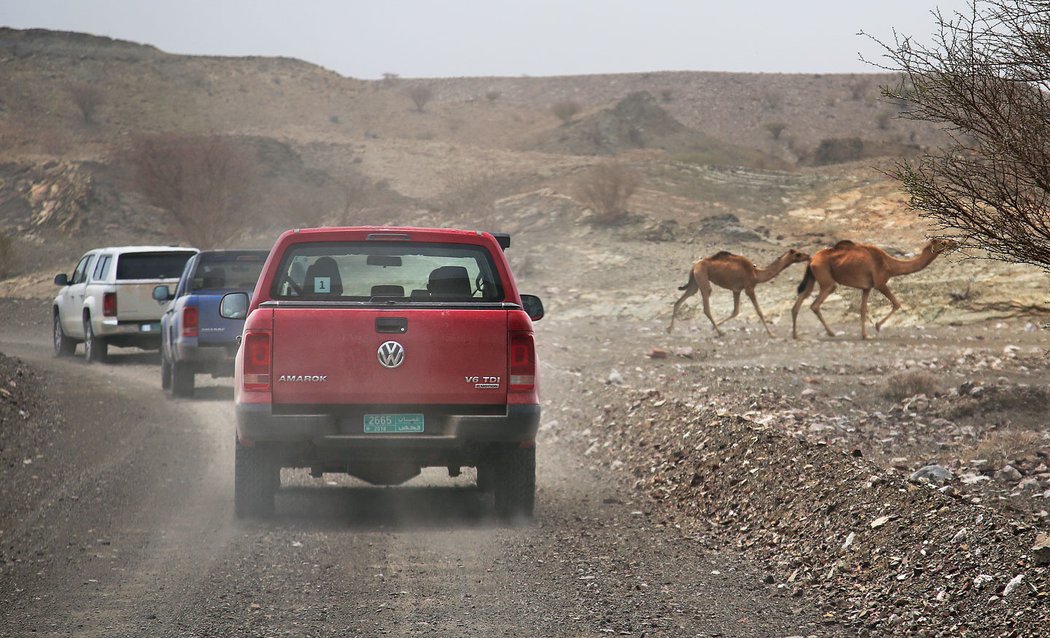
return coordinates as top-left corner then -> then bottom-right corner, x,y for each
377,341 -> 405,368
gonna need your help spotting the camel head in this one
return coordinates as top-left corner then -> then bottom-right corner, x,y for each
927,238 -> 959,255
782,248 -> 810,264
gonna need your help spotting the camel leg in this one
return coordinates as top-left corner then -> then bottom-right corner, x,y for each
874,284 -> 903,332
859,288 -> 871,340
667,281 -> 698,334
791,281 -> 815,340
716,291 -> 741,326
700,286 -> 723,336
745,287 -> 774,337
809,282 -> 838,337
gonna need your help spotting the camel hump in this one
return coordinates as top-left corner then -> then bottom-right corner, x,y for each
710,250 -> 734,259
833,240 -> 856,249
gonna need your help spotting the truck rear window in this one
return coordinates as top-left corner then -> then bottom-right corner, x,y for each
116,252 -> 195,280
191,252 -> 268,292
271,242 -> 504,301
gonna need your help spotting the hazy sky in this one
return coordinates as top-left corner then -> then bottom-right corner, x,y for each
2,1 -> 974,79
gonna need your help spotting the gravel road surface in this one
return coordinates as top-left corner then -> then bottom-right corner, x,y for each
0,300 -> 836,637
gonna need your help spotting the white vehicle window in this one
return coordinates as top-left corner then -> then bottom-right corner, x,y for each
91,255 -> 112,281
115,252 -> 195,280
71,254 -> 95,285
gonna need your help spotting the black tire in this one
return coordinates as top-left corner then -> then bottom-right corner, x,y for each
170,361 -> 194,398
493,444 -> 536,520
53,312 -> 75,357
234,439 -> 278,518
160,353 -> 172,391
83,318 -> 108,364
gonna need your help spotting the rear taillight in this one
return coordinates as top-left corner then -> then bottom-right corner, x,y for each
102,292 -> 117,317
182,306 -> 199,338
243,332 -> 271,392
509,331 -> 536,392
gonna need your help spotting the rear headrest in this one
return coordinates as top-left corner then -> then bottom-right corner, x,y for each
201,267 -> 226,290
304,256 -> 343,296
370,284 -> 405,298
427,266 -> 471,299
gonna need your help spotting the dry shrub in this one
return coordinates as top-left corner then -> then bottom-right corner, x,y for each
407,85 -> 433,112
964,428 -> 1047,467
883,371 -> 941,400
574,163 -> 640,225
764,122 -> 787,141
127,133 -> 255,248
551,100 -> 580,125
812,137 -> 864,165
70,84 -> 103,124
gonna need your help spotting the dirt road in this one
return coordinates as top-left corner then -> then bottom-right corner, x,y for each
0,300 -> 835,637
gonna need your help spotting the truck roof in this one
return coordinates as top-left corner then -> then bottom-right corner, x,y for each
89,246 -> 199,254
277,227 -> 504,245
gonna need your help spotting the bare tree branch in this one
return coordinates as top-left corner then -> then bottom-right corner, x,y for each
865,1 -> 1050,270
127,134 -> 255,248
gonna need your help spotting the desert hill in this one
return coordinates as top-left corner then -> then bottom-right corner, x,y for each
1,27 -> 1046,322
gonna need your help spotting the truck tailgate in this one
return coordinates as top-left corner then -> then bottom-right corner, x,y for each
196,294 -> 240,345
117,280 -> 180,321
271,308 -> 508,406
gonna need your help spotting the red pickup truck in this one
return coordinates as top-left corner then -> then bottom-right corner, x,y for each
220,227 -> 544,519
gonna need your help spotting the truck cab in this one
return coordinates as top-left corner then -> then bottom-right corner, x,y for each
225,227 -> 543,519
53,246 -> 198,362
156,249 -> 268,397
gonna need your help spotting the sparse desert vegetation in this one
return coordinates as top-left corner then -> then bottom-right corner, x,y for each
551,99 -> 580,124
573,163 -> 640,225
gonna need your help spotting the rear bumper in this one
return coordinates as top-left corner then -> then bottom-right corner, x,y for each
174,342 -> 236,375
93,320 -> 161,349
236,403 -> 541,446
95,318 -> 162,337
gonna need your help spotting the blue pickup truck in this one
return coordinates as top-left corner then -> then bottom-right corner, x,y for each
154,249 -> 269,398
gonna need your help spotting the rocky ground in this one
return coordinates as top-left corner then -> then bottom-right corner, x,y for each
539,314 -> 1050,636
0,302 -> 843,638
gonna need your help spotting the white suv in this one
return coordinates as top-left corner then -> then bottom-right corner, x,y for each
53,246 -> 198,362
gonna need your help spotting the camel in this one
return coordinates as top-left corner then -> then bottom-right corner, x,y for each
668,249 -> 809,337
791,238 -> 956,340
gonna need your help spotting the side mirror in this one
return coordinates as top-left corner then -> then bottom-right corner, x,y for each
54,273 -> 68,286
520,294 -> 544,321
152,285 -> 173,303
220,292 -> 250,320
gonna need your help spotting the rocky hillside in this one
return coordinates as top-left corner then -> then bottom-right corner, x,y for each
2,26 -> 1046,322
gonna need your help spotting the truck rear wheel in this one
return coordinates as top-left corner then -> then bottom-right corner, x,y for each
53,312 -> 75,357
493,444 -> 535,520
83,319 -> 108,364
234,439 -> 278,518
170,361 -> 194,398
160,354 -> 172,390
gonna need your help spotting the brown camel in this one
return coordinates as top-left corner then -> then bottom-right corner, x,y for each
791,239 -> 956,340
668,249 -> 810,337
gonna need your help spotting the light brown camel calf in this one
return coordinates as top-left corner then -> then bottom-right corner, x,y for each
668,249 -> 809,336
791,239 -> 956,340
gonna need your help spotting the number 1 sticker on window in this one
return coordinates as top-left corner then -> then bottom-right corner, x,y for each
314,277 -> 330,293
